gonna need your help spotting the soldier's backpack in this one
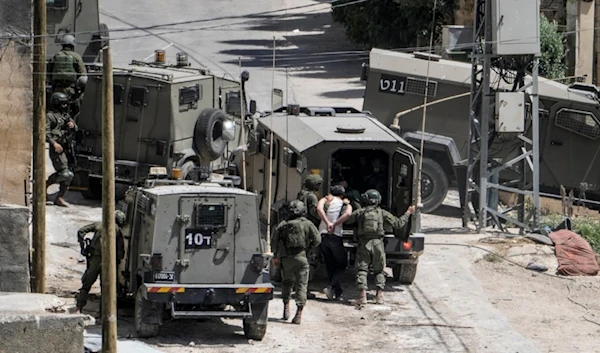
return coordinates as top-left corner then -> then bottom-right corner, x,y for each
360,207 -> 383,234
51,51 -> 78,83
282,219 -> 306,250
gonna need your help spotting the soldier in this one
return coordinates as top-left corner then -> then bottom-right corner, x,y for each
46,92 -> 77,207
296,174 -> 323,299
47,34 -> 87,97
271,200 -> 321,324
346,189 -> 416,304
75,210 -> 126,314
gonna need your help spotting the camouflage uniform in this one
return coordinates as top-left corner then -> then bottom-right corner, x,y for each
47,35 -> 87,98
346,189 -> 412,304
296,174 -> 323,298
272,200 -> 321,324
76,211 -> 126,312
46,92 -> 77,207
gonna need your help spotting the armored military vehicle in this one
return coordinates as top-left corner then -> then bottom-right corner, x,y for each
241,105 -> 424,283
362,48 -> 600,213
117,164 -> 272,339
46,0 -> 108,66
73,50 -> 254,199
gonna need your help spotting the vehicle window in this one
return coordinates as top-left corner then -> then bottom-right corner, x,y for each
555,108 -> 600,140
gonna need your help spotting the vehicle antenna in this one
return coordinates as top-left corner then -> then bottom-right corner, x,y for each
416,0 -> 439,211
239,56 -> 248,191
265,36 -> 276,256
285,66 -> 289,200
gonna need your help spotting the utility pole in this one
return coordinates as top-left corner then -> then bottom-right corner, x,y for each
100,46 -> 117,353
32,0 -> 47,293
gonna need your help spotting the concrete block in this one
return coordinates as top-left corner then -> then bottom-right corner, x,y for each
0,293 -> 85,353
0,205 -> 30,292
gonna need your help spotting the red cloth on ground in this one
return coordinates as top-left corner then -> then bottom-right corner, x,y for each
549,229 -> 599,276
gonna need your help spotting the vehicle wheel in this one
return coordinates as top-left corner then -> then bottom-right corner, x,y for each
135,286 -> 161,338
81,177 -> 102,200
243,301 -> 268,341
420,158 -> 449,213
392,261 -> 418,284
193,108 -> 228,162
181,160 -> 197,180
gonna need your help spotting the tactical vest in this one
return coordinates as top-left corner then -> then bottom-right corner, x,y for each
52,51 -> 78,84
297,189 -> 319,225
282,219 -> 306,254
359,207 -> 384,238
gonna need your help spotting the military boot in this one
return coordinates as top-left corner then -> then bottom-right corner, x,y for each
375,289 -> 384,304
292,306 -> 303,324
283,301 -> 290,320
54,185 -> 70,207
358,289 -> 367,305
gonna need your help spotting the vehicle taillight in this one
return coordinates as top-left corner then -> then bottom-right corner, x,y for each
151,253 -> 163,271
402,241 -> 412,251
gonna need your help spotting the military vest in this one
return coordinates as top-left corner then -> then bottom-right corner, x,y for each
52,51 -> 78,84
359,206 -> 384,237
282,219 -> 306,252
297,189 -> 319,225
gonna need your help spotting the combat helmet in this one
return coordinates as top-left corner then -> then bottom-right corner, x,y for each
61,34 -> 76,47
115,210 -> 126,227
287,200 -> 307,219
362,189 -> 382,206
50,92 -> 69,111
303,174 -> 323,190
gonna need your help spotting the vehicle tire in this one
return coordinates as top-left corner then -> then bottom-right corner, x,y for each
81,177 -> 102,200
420,158 -> 449,213
392,261 -> 418,284
193,108 -> 228,162
242,301 -> 268,341
181,160 -> 197,180
134,286 -> 161,338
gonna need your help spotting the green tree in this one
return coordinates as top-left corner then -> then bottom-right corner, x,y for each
332,0 -> 457,49
539,15 -> 566,79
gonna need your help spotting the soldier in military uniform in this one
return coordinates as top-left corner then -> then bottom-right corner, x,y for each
271,200 -> 321,324
75,210 -> 126,314
296,174 -> 323,299
47,34 -> 87,97
346,189 -> 416,304
46,92 -> 77,207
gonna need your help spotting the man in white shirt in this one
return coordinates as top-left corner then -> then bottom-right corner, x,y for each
317,185 -> 352,300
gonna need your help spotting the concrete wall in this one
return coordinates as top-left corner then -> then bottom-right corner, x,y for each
0,205 -> 31,292
0,0 -> 32,206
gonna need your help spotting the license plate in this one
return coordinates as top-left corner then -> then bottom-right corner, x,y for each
153,271 -> 174,282
76,144 -> 93,154
184,229 -> 212,249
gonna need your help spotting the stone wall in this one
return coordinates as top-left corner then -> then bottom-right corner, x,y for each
0,0 -> 32,206
0,205 -> 31,292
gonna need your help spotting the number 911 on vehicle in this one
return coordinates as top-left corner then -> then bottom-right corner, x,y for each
185,229 -> 212,249
379,74 -> 407,95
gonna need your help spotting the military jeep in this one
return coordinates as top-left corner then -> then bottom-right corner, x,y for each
239,105 -> 425,284
73,50 -> 254,199
117,165 -> 273,340
46,0 -> 109,66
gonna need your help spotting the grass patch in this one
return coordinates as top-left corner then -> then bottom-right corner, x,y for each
483,253 -> 502,263
541,214 -> 600,254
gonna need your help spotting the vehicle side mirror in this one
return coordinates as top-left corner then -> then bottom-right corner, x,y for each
249,100 -> 257,114
222,119 -> 236,141
360,63 -> 369,81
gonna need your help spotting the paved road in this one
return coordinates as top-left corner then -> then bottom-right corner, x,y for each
44,1 -> 542,352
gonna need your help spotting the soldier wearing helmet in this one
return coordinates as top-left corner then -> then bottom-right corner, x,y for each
295,173 -> 323,299
46,92 -> 77,207
47,34 -> 87,99
346,189 -> 416,305
75,210 -> 127,314
271,200 -> 321,325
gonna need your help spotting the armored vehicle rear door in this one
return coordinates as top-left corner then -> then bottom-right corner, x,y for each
391,148 -> 416,218
177,196 -> 236,284
543,106 -> 600,191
